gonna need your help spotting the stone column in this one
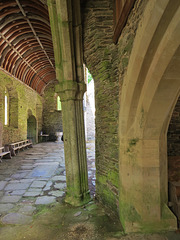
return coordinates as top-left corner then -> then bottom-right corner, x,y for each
0,87 -> 3,146
48,0 -> 90,206
57,81 -> 90,206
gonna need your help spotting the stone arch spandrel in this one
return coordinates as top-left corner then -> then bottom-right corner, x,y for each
119,0 -> 179,136
118,0 -> 180,233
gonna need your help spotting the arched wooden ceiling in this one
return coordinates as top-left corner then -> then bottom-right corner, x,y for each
0,0 -> 56,94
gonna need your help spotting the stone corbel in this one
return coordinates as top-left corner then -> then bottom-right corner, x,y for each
76,82 -> 86,100
55,80 -> 78,101
56,81 -> 86,101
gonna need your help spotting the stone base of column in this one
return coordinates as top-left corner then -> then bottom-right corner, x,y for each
65,190 -> 91,206
122,204 -> 177,233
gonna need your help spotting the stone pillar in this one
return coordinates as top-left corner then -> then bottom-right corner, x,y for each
0,87 -> 3,146
48,0 -> 90,206
57,81 -> 90,206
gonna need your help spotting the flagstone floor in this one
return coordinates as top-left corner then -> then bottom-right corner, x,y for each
0,140 -> 95,224
0,141 -> 179,240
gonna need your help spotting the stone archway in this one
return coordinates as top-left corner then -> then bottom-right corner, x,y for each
119,0 -> 180,232
27,115 -> 37,144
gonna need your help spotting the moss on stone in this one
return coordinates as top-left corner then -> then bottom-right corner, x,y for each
122,58 -> 129,68
0,70 -> 43,144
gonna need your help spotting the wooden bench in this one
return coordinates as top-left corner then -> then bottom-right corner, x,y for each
9,139 -> 33,156
0,146 -> 12,162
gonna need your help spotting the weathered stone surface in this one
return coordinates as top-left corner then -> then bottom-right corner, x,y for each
23,191 -> 41,197
26,164 -> 59,178
11,172 -> 29,179
30,180 -> 47,188
28,188 -> 43,192
6,190 -> 26,196
9,179 -> 34,184
0,196 -> 21,203
43,181 -> 53,191
42,82 -> 63,136
74,211 -> 82,217
48,191 -> 65,197
0,204 -> 14,213
0,70 -> 43,146
54,183 -> 66,190
4,183 -> 31,191
35,196 -> 56,205
0,181 -> 7,190
168,97 -> 180,156
2,213 -> 32,224
51,176 -> 66,181
20,165 -> 34,170
18,205 -> 36,215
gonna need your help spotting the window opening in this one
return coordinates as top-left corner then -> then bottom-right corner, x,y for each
4,88 -> 9,125
57,96 -> 62,110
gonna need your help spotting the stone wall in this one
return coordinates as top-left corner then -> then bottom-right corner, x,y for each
167,96 -> 180,156
0,70 -> 43,145
82,0 -> 147,216
42,82 -> 63,140
82,0 -> 119,215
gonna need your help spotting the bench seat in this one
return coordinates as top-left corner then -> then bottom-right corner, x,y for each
0,147 -> 12,162
9,140 -> 33,156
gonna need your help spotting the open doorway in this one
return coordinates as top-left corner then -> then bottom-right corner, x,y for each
27,115 -> 37,144
167,96 -> 180,227
84,67 -> 96,197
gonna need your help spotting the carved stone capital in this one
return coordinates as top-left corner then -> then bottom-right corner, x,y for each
56,81 -> 86,101
76,82 -> 86,100
55,81 -> 78,101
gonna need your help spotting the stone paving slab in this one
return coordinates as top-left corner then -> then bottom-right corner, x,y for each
4,178 -> 11,181
25,164 -> 59,178
48,191 -> 65,197
0,181 -> 7,190
30,180 -> 47,188
9,179 -> 34,184
2,213 -> 33,224
20,165 -> 34,170
0,196 -> 22,203
54,182 -> 66,190
35,196 -> 56,205
11,172 -> 29,179
0,203 -> 14,213
28,188 -> 44,192
43,181 -> 53,191
18,205 -> 36,215
51,176 -> 66,181
23,191 -> 42,197
4,183 -> 31,191
5,190 -> 26,196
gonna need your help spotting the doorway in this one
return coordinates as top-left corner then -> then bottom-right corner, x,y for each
27,115 -> 37,144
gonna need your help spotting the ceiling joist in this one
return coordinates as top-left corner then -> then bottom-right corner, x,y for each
0,0 -> 56,94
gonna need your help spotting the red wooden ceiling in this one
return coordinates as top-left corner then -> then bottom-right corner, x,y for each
0,0 -> 56,94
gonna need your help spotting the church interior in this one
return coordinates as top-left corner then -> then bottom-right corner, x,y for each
0,0 -> 180,239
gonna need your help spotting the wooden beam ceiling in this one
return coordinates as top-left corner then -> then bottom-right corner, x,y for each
0,0 -> 56,94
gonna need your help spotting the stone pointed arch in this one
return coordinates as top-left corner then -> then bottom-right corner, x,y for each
27,112 -> 37,144
119,0 -> 180,232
